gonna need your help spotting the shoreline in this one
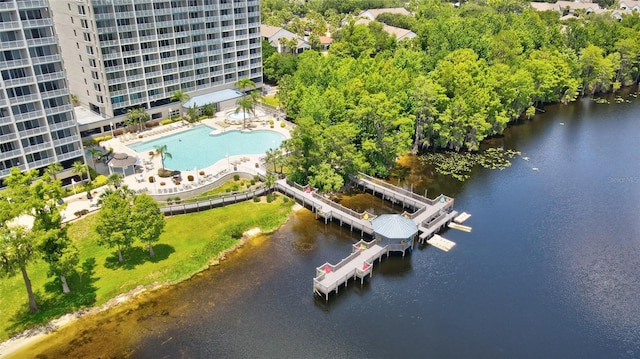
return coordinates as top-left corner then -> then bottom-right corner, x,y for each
0,203 -> 304,358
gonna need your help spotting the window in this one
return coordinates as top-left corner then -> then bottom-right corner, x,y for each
83,33 -> 91,41
78,6 -> 86,15
94,83 -> 102,92
86,46 -> 94,55
96,95 -> 104,103
91,71 -> 99,80
80,19 -> 88,28
88,58 -> 97,67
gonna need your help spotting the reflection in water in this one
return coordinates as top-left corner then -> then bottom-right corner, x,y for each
9,94 -> 640,358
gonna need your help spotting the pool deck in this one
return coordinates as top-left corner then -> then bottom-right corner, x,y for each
99,109 -> 290,199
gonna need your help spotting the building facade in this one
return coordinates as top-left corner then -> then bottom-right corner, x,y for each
0,0 -> 85,184
50,0 -> 263,137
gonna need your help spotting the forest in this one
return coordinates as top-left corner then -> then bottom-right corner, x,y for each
262,0 -> 640,190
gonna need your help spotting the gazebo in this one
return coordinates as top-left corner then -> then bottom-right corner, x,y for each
371,214 -> 418,256
108,153 -> 138,176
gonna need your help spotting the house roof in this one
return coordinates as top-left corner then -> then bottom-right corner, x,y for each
556,1 -> 601,11
530,2 -> 557,11
619,0 -> 640,10
372,214 -> 418,239
319,36 -> 333,44
260,24 -> 282,39
360,7 -> 411,19
183,89 -> 244,108
355,18 -> 416,40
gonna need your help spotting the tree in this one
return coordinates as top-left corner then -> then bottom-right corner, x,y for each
249,90 -> 262,120
45,162 -> 63,181
152,144 -> 172,171
72,160 -> 90,183
236,78 -> 255,94
95,194 -> 133,262
131,194 -> 165,257
32,171 -> 78,294
235,97 -> 254,129
264,172 -> 276,194
171,90 -> 191,118
126,108 -> 149,132
201,103 -> 215,117
106,173 -> 122,189
187,104 -> 199,123
0,225 -> 39,312
0,168 -> 42,311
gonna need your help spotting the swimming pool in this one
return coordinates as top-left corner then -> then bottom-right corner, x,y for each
128,125 -> 285,171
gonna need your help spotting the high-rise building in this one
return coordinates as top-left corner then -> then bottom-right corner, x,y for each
0,0 -> 85,185
50,0 -> 263,137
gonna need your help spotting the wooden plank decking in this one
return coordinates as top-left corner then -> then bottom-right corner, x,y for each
313,240 -> 389,301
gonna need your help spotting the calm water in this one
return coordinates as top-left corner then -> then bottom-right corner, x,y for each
129,125 -> 285,171
16,95 -> 640,358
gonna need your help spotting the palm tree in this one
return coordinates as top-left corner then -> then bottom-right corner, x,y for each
264,148 -> 278,173
202,103 -> 215,117
235,97 -> 253,129
106,173 -> 122,189
187,104 -> 199,123
71,161 -> 89,182
236,78 -> 255,94
171,90 -> 190,119
45,162 -> 63,181
264,172 -> 276,194
152,144 -> 172,170
249,90 -> 262,120
126,108 -> 149,132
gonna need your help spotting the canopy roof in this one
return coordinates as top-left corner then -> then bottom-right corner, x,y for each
183,89 -> 243,108
109,153 -> 137,168
372,214 -> 418,239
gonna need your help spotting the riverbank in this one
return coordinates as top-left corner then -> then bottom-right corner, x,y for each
0,199 -> 300,358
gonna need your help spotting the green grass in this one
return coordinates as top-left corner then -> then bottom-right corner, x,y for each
194,178 -> 259,198
0,197 -> 292,341
262,95 -> 281,107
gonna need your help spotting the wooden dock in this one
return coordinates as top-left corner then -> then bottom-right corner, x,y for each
426,234 -> 456,252
313,240 -> 389,301
454,212 -> 471,223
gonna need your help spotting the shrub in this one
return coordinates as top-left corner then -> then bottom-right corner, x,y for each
157,168 -> 173,177
74,209 -> 89,217
266,194 -> 275,203
246,184 -> 251,189
174,196 -> 181,203
282,196 -> 289,203
225,188 -> 231,192
228,225 -> 243,239
160,119 -> 173,125
253,175 -> 260,182
233,174 -> 240,181
250,179 -> 256,185
253,196 -> 260,202
92,175 -> 108,188
269,119 -> 274,125
232,184 -> 239,191
167,198 -> 173,205
187,175 -> 194,182
280,122 -> 286,128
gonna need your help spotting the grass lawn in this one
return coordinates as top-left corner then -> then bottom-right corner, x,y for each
194,178 -> 260,198
0,196 -> 293,341
261,95 -> 280,108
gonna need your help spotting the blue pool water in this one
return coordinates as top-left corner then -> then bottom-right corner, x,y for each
128,125 -> 285,171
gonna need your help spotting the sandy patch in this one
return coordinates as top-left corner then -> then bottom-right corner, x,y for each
244,227 -> 262,237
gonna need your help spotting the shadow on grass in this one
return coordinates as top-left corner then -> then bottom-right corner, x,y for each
103,244 -> 175,270
6,258 -> 98,337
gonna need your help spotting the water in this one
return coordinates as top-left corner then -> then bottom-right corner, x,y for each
128,125 -> 285,171
15,95 -> 640,358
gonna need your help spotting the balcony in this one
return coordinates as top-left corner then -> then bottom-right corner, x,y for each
32,54 -> 63,66
57,149 -> 84,162
12,109 -> 44,122
36,72 -> 65,83
1,58 -> 31,69
40,89 -> 70,100
18,126 -> 48,138
0,21 -> 21,31
3,77 -> 35,87
26,36 -> 57,47
22,18 -> 53,28
0,132 -> 17,143
0,39 -> 25,50
45,104 -> 74,116
10,93 -> 41,105
54,135 -> 81,148
0,149 -> 22,161
23,142 -> 51,154
48,120 -> 77,131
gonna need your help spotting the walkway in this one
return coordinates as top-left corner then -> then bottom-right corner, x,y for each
313,240 -> 389,301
